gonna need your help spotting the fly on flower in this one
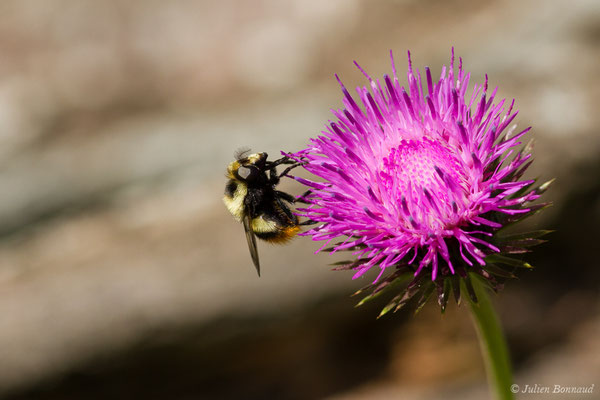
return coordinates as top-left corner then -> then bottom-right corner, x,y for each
286,49 -> 552,316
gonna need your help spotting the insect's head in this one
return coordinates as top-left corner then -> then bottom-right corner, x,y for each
235,152 -> 267,182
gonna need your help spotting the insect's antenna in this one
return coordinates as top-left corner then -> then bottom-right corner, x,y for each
235,147 -> 251,160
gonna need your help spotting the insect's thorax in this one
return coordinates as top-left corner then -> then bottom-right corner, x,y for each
244,179 -> 275,215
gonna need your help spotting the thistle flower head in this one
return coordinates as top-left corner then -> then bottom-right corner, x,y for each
288,50 -> 552,315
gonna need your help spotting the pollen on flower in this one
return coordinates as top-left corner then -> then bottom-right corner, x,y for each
286,49 -> 550,312
380,137 -> 469,230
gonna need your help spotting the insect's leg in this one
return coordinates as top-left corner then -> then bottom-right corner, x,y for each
265,156 -> 296,169
275,190 -> 311,204
275,190 -> 296,203
275,196 -> 296,222
295,190 -> 312,204
269,167 -> 280,184
299,219 -> 316,226
278,162 -> 305,179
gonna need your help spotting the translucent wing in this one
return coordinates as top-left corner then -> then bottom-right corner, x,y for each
243,213 -> 261,276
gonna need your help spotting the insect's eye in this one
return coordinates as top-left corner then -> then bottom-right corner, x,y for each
237,166 -> 259,181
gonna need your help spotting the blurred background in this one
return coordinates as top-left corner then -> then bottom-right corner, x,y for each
0,0 -> 599,399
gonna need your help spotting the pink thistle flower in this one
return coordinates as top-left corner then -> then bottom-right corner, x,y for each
288,50 -> 552,315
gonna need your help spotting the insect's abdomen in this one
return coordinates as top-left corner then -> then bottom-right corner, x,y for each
253,222 -> 300,243
251,214 -> 300,243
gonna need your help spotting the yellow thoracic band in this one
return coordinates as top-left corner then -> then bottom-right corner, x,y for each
223,181 -> 247,221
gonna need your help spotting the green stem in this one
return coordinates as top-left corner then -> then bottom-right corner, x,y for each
467,275 -> 514,400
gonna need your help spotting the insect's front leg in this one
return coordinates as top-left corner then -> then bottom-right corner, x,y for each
278,162 -> 305,179
268,160 -> 304,185
265,156 -> 296,170
269,167 -> 280,185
